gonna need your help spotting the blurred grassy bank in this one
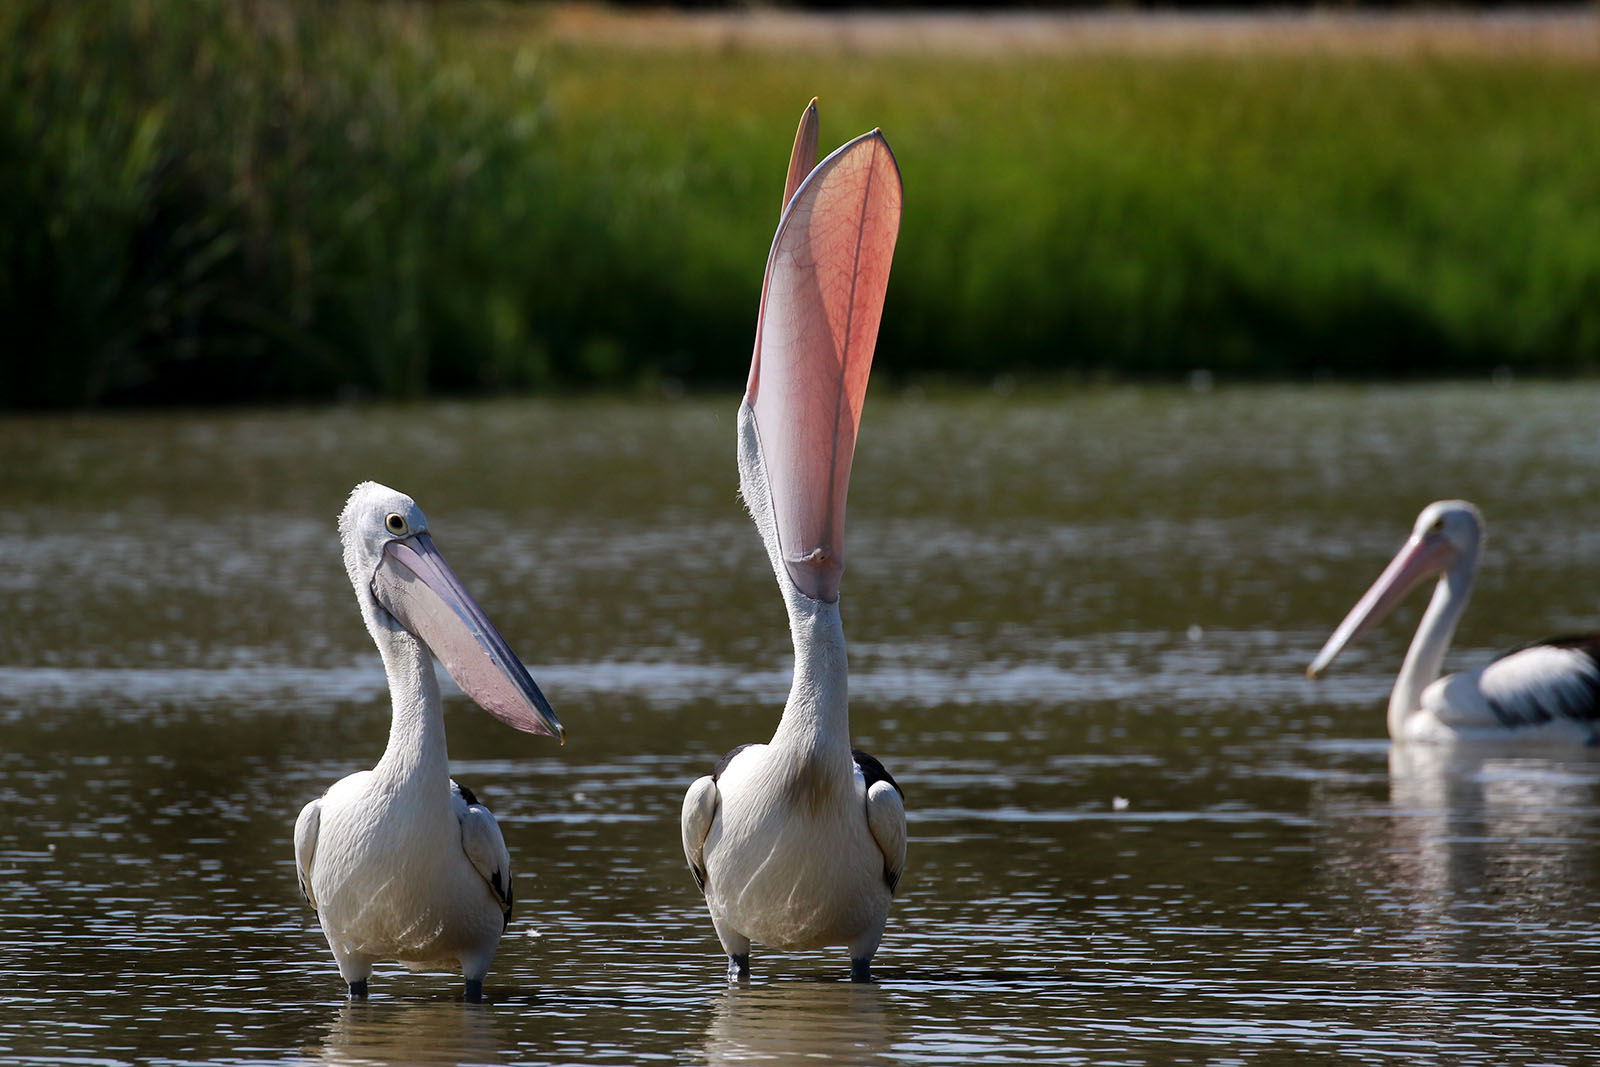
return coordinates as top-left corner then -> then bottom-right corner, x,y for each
4,1 -> 1600,407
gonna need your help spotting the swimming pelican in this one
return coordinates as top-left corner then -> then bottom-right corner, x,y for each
294,482 -> 564,1000
680,101 -> 906,983
1308,499 -> 1600,743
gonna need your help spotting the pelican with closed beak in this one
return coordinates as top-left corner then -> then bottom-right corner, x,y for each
1308,499 -> 1599,743
294,482 -> 564,999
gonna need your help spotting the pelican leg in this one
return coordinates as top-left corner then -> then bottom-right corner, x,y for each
713,916 -> 751,982
331,938 -> 375,1000
461,949 -> 493,1004
848,925 -> 884,984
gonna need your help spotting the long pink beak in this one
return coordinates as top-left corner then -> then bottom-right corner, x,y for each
780,97 -> 820,213
747,117 -> 903,603
1307,532 -> 1459,679
370,532 -> 563,740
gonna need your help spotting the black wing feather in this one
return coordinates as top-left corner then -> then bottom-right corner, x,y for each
853,748 -> 904,892
451,779 -> 512,925
852,748 -> 904,802
1485,635 -> 1600,728
1491,633 -> 1600,664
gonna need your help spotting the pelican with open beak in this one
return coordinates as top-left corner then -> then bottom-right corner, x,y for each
680,100 -> 907,983
294,481 -> 563,1000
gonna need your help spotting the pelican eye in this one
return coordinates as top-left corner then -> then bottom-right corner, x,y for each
385,513 -> 408,536
1428,518 -> 1445,534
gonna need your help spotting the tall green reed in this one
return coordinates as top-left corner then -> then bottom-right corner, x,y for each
1,0 -> 568,405
3,2 -> 1599,407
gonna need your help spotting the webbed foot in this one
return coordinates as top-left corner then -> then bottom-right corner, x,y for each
727,953 -> 750,983
850,958 -> 874,983
347,979 -> 369,999
464,978 -> 484,1002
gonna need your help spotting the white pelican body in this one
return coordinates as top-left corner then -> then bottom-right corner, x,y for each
1309,500 -> 1600,744
295,482 -> 564,999
681,102 -> 907,982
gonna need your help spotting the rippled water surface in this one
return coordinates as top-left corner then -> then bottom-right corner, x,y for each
3,385 -> 1600,1064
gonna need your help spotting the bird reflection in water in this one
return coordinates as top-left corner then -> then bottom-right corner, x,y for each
1317,742 -> 1600,954
701,980 -> 898,1067
1387,743 -> 1600,913
311,999 -> 505,1067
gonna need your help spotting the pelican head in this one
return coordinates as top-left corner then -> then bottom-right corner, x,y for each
740,118 -> 902,606
1308,499 -> 1484,679
339,481 -> 564,741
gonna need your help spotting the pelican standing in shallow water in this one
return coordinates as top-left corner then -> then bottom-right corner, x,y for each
295,482 -> 564,999
680,101 -> 906,983
1308,499 -> 1600,743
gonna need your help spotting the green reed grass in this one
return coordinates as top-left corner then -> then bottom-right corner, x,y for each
4,1 -> 1599,407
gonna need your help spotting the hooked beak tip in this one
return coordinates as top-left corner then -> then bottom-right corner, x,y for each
1306,665 -> 1321,681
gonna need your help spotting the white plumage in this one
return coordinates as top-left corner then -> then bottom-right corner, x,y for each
682,409 -> 907,981
294,482 -> 562,999
681,101 -> 907,982
1309,500 -> 1600,743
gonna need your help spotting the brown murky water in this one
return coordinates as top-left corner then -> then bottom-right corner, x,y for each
2,384 -> 1599,1064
